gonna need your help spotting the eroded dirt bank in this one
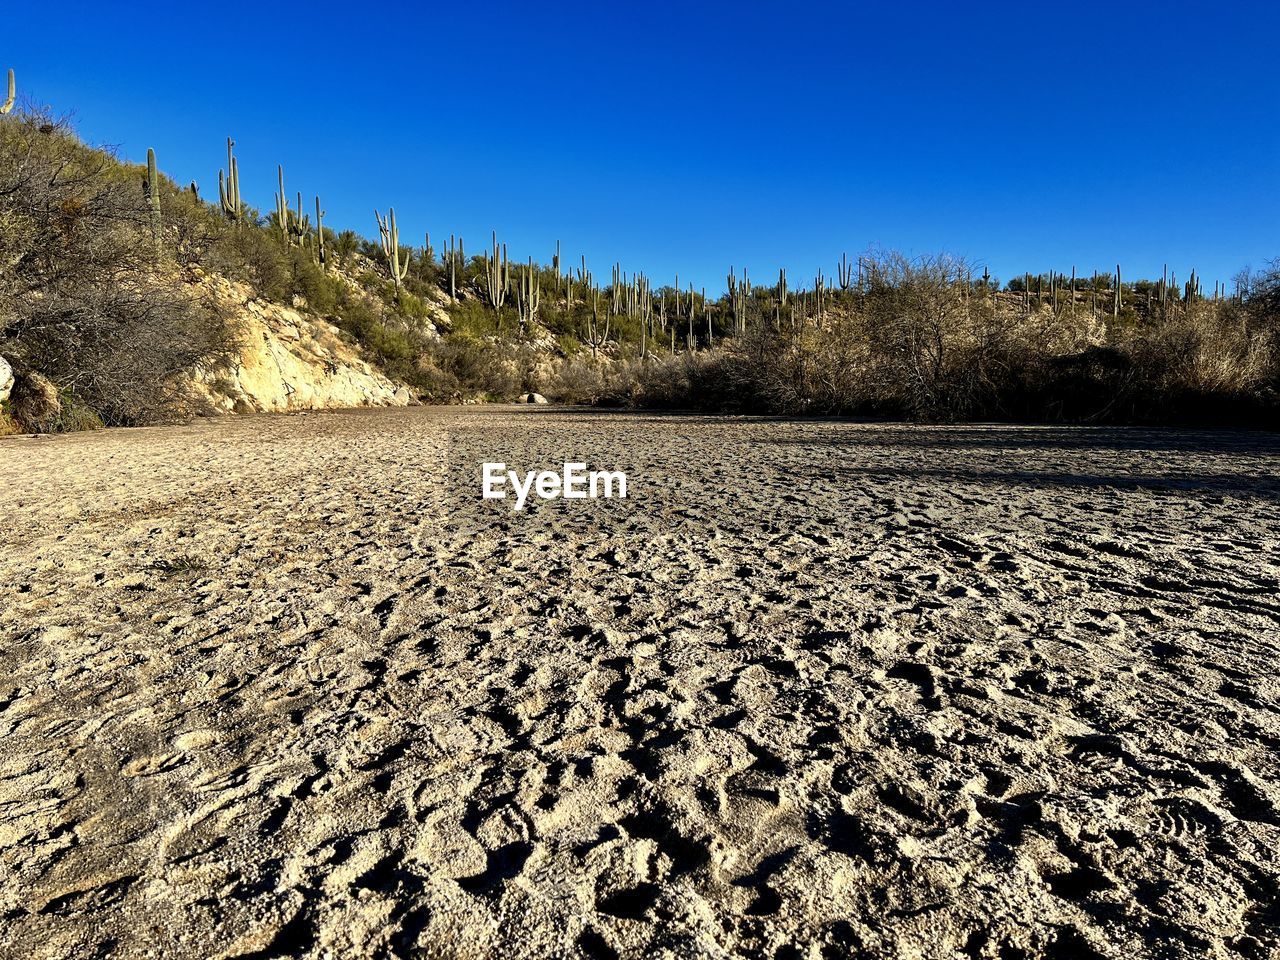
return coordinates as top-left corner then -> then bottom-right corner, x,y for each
1,409 -> 1278,959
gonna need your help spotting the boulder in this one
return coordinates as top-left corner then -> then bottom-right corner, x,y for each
525,392 -> 549,405
0,355 -> 12,404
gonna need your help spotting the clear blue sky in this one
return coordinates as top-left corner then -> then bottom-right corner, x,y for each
8,1 -> 1278,293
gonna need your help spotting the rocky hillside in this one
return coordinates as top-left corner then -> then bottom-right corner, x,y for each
0,270 -> 417,435
185,274 -> 412,416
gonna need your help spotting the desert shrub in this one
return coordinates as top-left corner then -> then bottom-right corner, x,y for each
288,248 -> 339,313
0,110 -> 237,427
196,212 -> 288,300
433,335 -> 522,398
52,390 -> 105,432
330,295 -> 417,375
620,250 -> 1280,425
333,230 -> 359,265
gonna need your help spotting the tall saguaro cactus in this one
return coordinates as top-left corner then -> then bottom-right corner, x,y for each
145,148 -> 162,252
1,68 -> 15,114
837,252 -> 853,291
218,138 -> 243,225
775,268 -> 788,330
275,167 -> 291,245
484,231 -> 509,317
445,235 -> 461,299
314,197 -> 327,269
274,167 -> 310,247
374,208 -> 409,292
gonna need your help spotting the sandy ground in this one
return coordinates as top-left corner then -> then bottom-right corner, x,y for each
1,407 -> 1279,960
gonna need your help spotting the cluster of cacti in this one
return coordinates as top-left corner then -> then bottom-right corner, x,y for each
610,264 -> 625,316
726,267 -> 752,334
136,128 -> 1242,356
374,208 -> 410,292
218,138 -> 243,225
516,257 -> 540,325
275,167 -> 312,247
2,68 -> 15,115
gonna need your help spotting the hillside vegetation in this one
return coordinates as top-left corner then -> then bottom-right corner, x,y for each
1,79 -> 1277,432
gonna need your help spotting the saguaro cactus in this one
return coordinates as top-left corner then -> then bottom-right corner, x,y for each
445,235 -> 460,299
587,282 -> 608,358
1,68 -> 15,114
374,208 -> 409,291
314,197 -> 327,269
145,148 -> 162,251
687,284 -> 697,350
274,167 -> 310,247
837,252 -> 853,291
484,231 -> 510,319
275,167 -> 290,245
218,138 -> 242,225
705,287 -> 713,347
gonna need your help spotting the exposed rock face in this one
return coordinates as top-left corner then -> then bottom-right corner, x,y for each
525,392 -> 549,404
0,355 -> 12,404
189,276 -> 410,414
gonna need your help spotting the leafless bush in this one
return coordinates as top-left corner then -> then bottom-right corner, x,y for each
0,109 -> 236,426
626,249 -> 1279,424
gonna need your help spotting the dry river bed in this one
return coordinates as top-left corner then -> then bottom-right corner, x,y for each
1,407 -> 1278,959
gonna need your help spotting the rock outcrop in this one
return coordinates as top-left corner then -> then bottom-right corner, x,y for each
188,276 -> 411,415
0,355 -> 12,405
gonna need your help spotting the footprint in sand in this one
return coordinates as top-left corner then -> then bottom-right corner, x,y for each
121,752 -> 187,777
174,729 -> 218,751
